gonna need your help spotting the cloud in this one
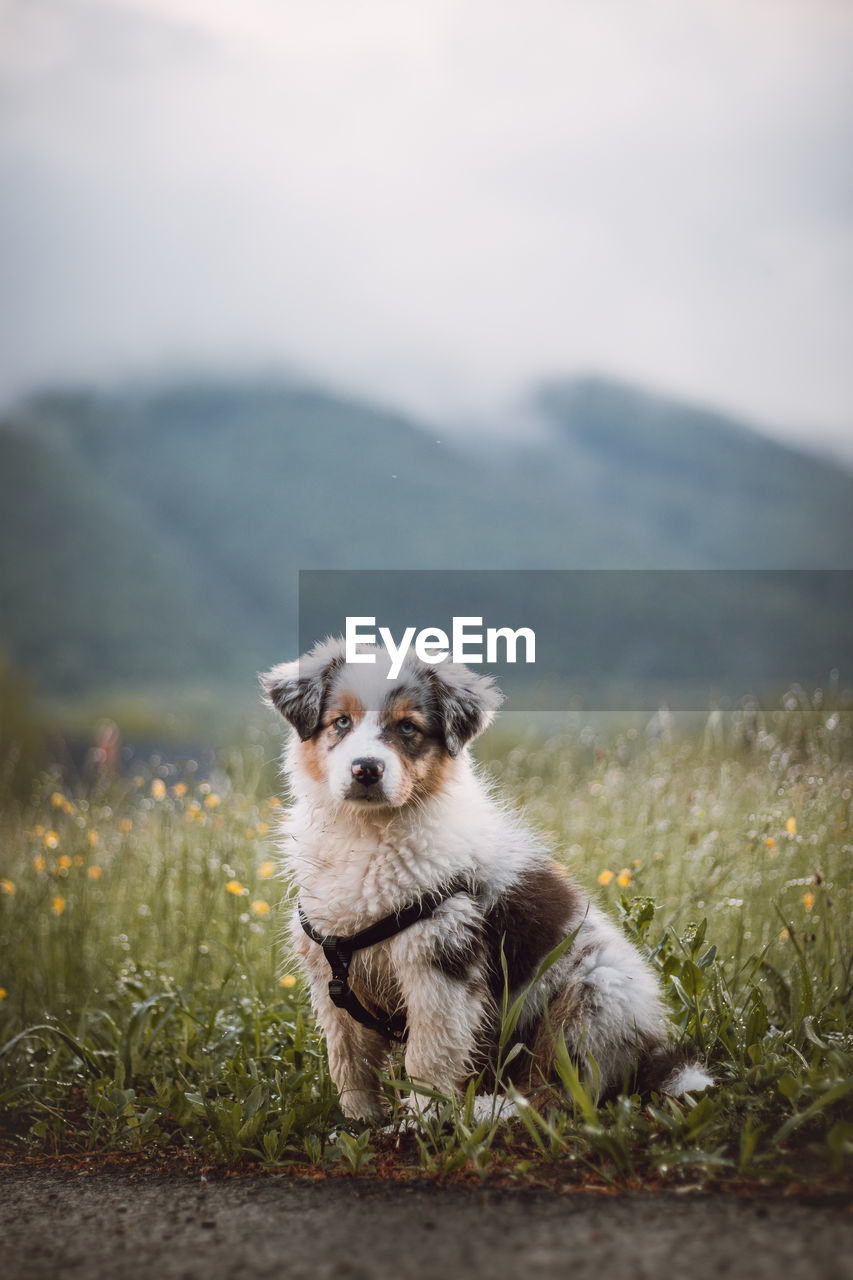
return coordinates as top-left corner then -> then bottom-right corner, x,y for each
2,0 -> 853,456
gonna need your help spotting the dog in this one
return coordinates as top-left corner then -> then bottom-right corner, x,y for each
261,638 -> 712,1121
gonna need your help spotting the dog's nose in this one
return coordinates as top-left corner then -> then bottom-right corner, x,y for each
351,757 -> 385,786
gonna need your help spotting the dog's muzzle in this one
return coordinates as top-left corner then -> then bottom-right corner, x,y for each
347,756 -> 386,800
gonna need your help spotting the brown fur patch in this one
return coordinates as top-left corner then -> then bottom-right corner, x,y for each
327,691 -> 367,725
484,866 -> 582,997
299,736 -> 328,784
407,746 -> 452,803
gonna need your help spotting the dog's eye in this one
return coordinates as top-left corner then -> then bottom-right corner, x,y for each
397,719 -> 418,737
333,715 -> 351,731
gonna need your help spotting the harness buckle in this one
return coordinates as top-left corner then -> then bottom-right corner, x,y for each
327,978 -> 349,1006
321,937 -> 352,981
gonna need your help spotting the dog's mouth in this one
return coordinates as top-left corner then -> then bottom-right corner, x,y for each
343,782 -> 391,805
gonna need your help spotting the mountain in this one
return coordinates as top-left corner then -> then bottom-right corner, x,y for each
1,375 -> 851,712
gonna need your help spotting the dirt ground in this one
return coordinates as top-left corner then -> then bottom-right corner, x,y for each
1,1170 -> 852,1280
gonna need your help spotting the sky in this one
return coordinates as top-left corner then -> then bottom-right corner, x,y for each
2,0 -> 852,458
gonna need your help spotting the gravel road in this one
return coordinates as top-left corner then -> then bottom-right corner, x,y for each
1,1170 -> 851,1280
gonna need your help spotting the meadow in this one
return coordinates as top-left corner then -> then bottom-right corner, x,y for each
1,688 -> 851,1185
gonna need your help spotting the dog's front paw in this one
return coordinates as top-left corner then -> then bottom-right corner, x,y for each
338,1088 -> 386,1123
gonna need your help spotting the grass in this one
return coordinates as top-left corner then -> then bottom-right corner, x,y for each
1,688 -> 851,1186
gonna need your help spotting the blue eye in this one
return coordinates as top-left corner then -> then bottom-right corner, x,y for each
398,719 -> 417,737
334,715 -> 351,731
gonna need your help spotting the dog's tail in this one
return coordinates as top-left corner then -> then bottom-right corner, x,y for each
636,1047 -> 714,1097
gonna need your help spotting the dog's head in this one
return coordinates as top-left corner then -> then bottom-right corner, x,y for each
260,637 -> 502,808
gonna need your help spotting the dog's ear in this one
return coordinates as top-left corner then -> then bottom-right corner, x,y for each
428,663 -> 503,756
260,639 -> 344,740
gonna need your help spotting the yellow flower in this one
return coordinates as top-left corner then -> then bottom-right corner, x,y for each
204,793 -> 220,809
150,778 -> 167,801
251,899 -> 271,916
119,818 -> 132,834
257,821 -> 270,836
87,830 -> 99,847
258,860 -> 276,879
766,836 -> 776,850
33,856 -> 46,873
803,892 -> 815,911
597,869 -> 615,886
779,927 -> 790,941
786,817 -> 796,836
74,855 -> 84,867
57,854 -> 72,870
44,831 -> 59,849
172,782 -> 187,798
616,868 -> 632,888
52,895 -> 66,916
51,791 -> 65,808
0,988 -> 6,1000
225,879 -> 245,895
87,866 -> 102,881
133,775 -> 144,788
1,878 -> 15,895
279,974 -> 296,988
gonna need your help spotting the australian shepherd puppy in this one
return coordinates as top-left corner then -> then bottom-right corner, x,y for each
261,638 -> 712,1121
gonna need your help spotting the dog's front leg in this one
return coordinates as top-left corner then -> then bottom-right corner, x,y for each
314,984 -> 389,1120
297,933 -> 388,1121
399,963 -> 485,1104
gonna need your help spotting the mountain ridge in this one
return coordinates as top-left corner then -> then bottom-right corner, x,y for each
2,373 -> 851,707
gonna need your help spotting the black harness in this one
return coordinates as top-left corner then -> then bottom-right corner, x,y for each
298,877 -> 470,1041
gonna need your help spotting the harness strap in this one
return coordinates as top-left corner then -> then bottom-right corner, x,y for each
299,876 -> 470,1041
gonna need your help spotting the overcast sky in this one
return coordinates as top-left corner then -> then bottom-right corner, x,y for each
2,0 -> 852,457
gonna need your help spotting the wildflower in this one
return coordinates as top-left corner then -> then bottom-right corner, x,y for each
52,895 -> 66,916
87,830 -> 99,847
119,818 -> 132,834
51,791 -> 65,808
779,927 -> 790,941
597,869 -> 615,886
1,878 -> 15,895
133,776 -> 144,788
57,854 -> 72,870
0,988 -> 6,1000
280,974 -> 296,988
33,856 -> 46,873
150,778 -> 166,801
616,868 -> 632,888
257,821 -> 270,836
204,793 -> 220,809
251,900 -> 270,916
87,866 -> 102,881
803,892 -> 815,911
225,880 -> 245,895
44,831 -> 59,849
172,782 -> 187,798
258,860 -> 276,879
766,837 -> 776,850
786,817 -> 796,836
